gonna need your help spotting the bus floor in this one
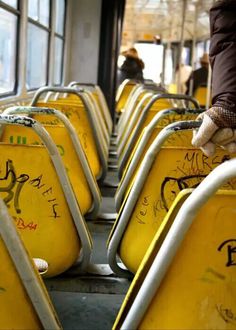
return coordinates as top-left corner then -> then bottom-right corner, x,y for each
45,168 -> 130,330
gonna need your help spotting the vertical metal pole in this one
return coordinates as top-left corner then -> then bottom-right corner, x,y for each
177,0 -> 187,93
189,3 -> 198,96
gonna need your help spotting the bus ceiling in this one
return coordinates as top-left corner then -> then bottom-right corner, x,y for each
122,0 -> 214,45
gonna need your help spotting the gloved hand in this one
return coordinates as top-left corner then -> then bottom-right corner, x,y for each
192,106 -> 236,156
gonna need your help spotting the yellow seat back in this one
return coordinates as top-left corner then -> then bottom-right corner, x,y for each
118,111 -> 200,207
115,188 -> 236,329
118,99 -> 172,175
113,143 -> 236,274
1,124 -> 94,215
0,199 -> 61,329
116,81 -> 138,113
0,142 -> 81,277
36,101 -> 102,179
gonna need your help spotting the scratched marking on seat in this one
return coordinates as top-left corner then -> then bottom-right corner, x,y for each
158,114 -> 197,127
0,159 -> 60,218
158,152 -> 232,212
216,304 -> 236,325
13,216 -> 37,231
134,151 -> 235,226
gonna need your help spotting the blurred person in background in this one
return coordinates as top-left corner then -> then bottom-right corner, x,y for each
186,53 -> 209,96
117,47 -> 144,86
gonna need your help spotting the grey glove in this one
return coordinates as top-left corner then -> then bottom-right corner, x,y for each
192,107 -> 236,156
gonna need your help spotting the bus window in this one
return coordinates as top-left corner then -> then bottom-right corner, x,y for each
0,4 -> 18,96
26,0 -> 50,90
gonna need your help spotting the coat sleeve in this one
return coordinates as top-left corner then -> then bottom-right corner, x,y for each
209,0 -> 236,113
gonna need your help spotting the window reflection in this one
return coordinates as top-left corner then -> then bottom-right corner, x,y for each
26,23 -> 48,89
1,0 -> 17,8
0,8 -> 17,94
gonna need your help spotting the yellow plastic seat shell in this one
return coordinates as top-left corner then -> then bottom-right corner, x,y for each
58,88 -> 110,149
117,93 -> 200,177
0,198 -> 61,329
68,81 -> 113,136
0,114 -> 92,277
43,89 -> 110,155
117,88 -> 153,142
117,92 -> 154,157
107,120 -> 236,278
115,79 -> 139,113
115,159 -> 236,330
115,107 -> 203,211
3,106 -> 101,219
31,86 -> 108,181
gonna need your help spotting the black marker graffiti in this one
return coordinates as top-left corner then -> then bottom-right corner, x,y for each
160,174 -> 206,211
218,239 -> 236,267
216,304 -> 236,325
0,160 -> 60,218
0,160 -> 29,213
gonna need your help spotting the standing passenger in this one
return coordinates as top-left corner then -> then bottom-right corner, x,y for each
117,47 -> 144,86
192,0 -> 236,156
186,53 -> 209,95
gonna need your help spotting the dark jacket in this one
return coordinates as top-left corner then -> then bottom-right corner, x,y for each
117,56 -> 144,86
210,0 -> 236,112
186,66 -> 208,95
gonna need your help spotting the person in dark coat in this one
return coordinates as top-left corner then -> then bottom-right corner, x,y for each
117,47 -> 144,86
192,0 -> 236,156
186,53 -> 209,95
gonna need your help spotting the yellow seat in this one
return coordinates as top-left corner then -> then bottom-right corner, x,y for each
54,93 -> 110,150
117,91 -> 154,150
108,121 -> 236,277
30,86 -> 108,181
115,108 -> 203,210
68,81 -> 113,136
0,114 -> 92,277
114,159 -> 236,329
0,198 -> 61,329
49,90 -> 111,153
115,79 -> 139,114
2,106 -> 101,218
117,94 -> 200,177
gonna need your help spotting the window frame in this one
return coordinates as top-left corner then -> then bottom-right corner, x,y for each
26,0 -> 51,91
53,0 -> 66,86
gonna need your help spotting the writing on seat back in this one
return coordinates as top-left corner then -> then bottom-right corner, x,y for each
140,191 -> 236,329
119,146 -> 236,273
0,143 -> 81,277
1,124 -> 93,215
